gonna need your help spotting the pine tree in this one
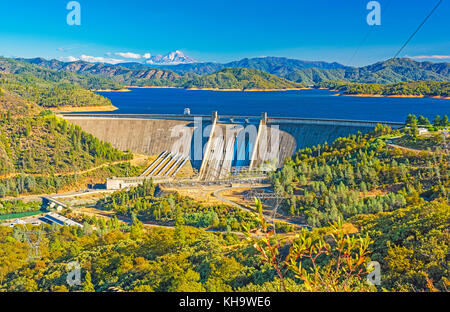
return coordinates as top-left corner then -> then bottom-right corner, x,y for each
82,271 -> 95,292
174,211 -> 186,248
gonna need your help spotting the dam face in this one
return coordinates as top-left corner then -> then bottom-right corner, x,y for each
62,113 -> 403,180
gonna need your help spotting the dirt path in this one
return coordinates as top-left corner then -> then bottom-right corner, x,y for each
386,143 -> 433,154
0,154 -> 149,179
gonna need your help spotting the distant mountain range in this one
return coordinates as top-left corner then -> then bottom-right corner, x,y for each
156,57 -> 450,84
13,56 -> 450,89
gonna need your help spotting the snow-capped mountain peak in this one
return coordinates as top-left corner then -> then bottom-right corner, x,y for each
146,50 -> 196,65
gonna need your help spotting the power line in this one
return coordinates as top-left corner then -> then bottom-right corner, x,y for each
347,0 -> 393,66
393,0 -> 443,59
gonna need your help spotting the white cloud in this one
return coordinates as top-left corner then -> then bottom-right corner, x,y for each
410,55 -> 450,60
114,52 -> 142,59
60,56 -> 79,62
143,53 -> 151,59
80,55 -> 124,64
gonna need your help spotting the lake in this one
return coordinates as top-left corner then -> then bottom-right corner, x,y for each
96,88 -> 450,122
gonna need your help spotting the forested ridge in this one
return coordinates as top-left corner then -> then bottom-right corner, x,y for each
271,125 -> 448,227
23,56 -> 450,85
181,68 -> 306,90
0,111 -> 136,197
318,80 -> 450,97
0,57 -> 119,109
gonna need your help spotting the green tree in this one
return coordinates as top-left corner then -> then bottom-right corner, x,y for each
83,271 -> 95,292
418,115 -> 431,126
433,115 -> 442,127
174,212 -> 186,248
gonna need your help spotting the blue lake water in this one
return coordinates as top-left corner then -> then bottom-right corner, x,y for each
96,88 -> 450,122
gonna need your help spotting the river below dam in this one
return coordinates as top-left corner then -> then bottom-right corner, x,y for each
95,88 -> 449,122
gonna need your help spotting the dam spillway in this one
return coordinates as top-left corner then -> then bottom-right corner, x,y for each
61,113 -> 403,180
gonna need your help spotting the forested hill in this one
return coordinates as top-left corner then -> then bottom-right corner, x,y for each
0,112 -> 134,197
318,81 -> 450,97
181,68 -> 306,90
0,58 -> 116,110
19,57 -> 187,87
1,57 -> 122,90
285,58 -> 450,84
0,88 -> 40,116
155,56 -> 349,75
19,58 -> 306,89
0,59 -> 136,197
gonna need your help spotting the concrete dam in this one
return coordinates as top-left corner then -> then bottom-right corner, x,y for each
61,112 -> 403,180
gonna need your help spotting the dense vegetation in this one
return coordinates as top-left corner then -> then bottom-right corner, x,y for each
0,200 -> 42,216
351,200 -> 449,291
0,119 -> 448,292
0,194 -> 446,292
0,75 -> 113,108
271,127 -> 449,228
0,57 -> 120,109
319,80 -> 450,97
0,112 -> 137,197
95,180 -> 261,232
182,68 -> 305,90
0,114 -> 132,176
0,162 -> 141,198
1,57 -> 122,91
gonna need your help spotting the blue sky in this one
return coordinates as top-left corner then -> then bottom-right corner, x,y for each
0,0 -> 448,66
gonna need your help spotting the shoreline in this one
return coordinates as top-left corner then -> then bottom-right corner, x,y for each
124,86 -> 310,92
125,86 -> 182,89
187,87 -> 309,92
341,93 -> 450,100
95,88 -> 131,92
50,105 -> 118,113
96,85 -> 449,99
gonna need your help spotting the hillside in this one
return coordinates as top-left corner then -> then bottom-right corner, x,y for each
157,56 -> 349,75
1,57 -> 122,90
0,88 -> 39,116
182,67 -> 306,90
0,58 -> 119,111
20,57 -> 187,87
0,113 -> 134,197
318,81 -> 450,98
287,58 -> 450,84
152,57 -> 450,84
